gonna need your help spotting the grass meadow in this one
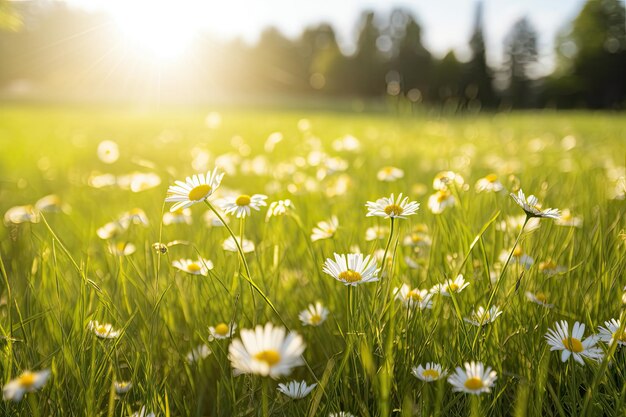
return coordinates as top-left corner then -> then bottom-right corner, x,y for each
0,105 -> 625,416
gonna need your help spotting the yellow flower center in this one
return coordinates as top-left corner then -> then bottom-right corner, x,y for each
97,325 -> 109,334
383,167 -> 395,174
235,195 -> 251,206
215,323 -> 229,336
254,349 -> 281,366
384,204 -> 403,216
338,270 -> 362,283
188,184 -> 212,201
485,173 -> 498,183
562,337 -> 584,353
447,283 -> 459,292
408,290 -> 423,301
422,369 -> 439,379
513,246 -> 523,257
539,261 -> 557,271
436,191 -> 449,203
534,292 -> 548,303
561,211 -> 572,221
187,263 -> 202,272
464,377 -> 484,390
411,233 -> 423,243
309,314 -> 322,325
18,372 -> 36,388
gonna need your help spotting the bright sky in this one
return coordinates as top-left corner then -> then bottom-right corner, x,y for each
68,0 -> 587,76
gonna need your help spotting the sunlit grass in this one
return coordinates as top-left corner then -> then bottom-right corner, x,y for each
0,106 -> 624,416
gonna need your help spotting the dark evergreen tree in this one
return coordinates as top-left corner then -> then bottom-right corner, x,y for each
503,17 -> 538,108
464,1 -> 496,108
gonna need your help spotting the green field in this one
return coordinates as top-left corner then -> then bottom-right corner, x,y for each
0,106 -> 625,416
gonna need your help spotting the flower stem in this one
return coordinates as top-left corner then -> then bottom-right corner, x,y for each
262,379 -> 270,417
473,216 -> 528,349
240,217 -> 257,323
204,201 -> 286,328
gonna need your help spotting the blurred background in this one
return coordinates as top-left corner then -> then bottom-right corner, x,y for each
0,0 -> 624,110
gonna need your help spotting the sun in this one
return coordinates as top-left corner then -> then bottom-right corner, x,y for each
108,0 -> 204,62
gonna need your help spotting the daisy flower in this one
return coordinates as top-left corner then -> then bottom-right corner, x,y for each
117,172 -> 161,192
412,362 -> 447,382
114,381 -> 132,395
545,321 -> 603,364
525,291 -> 554,308
277,380 -> 317,399
97,140 -> 119,164
433,171 -> 464,191
165,168 -> 224,212
88,321 -> 121,339
431,274 -> 470,296
464,306 -> 502,327
34,194 -> 66,213
118,208 -> 149,227
332,134 -> 361,152
2,369 -> 50,401
499,247 -> 534,269
538,260 -> 566,276
555,209 -> 583,227
394,284 -> 433,310
329,413 -> 356,417
108,242 -> 136,256
172,258 -> 213,276
97,221 -> 125,240
448,361 -> 497,395
365,225 -> 389,241
311,216 -> 339,242
365,193 -> 420,219
88,172 -> 116,188
186,344 -> 212,363
377,166 -> 404,182
266,199 -> 295,219
510,189 -> 560,219
598,319 -> 626,347
427,190 -> 455,214
402,230 -> 432,247
163,207 -> 193,225
222,236 -> 255,253
322,253 -> 380,286
299,302 -> 329,326
474,174 -> 504,193
209,322 -> 237,340
228,322 -> 305,378
3,205 -> 40,225
220,194 -> 268,218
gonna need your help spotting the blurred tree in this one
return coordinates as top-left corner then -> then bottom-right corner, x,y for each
298,24 -> 344,93
432,51 -> 464,102
464,1 -> 496,108
503,17 -> 538,108
351,11 -> 385,96
551,0 -> 626,108
387,9 -> 432,100
250,27 -> 308,93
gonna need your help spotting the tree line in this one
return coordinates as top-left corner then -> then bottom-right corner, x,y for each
0,0 -> 624,109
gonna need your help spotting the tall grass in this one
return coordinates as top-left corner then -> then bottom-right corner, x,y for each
0,106 -> 624,416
